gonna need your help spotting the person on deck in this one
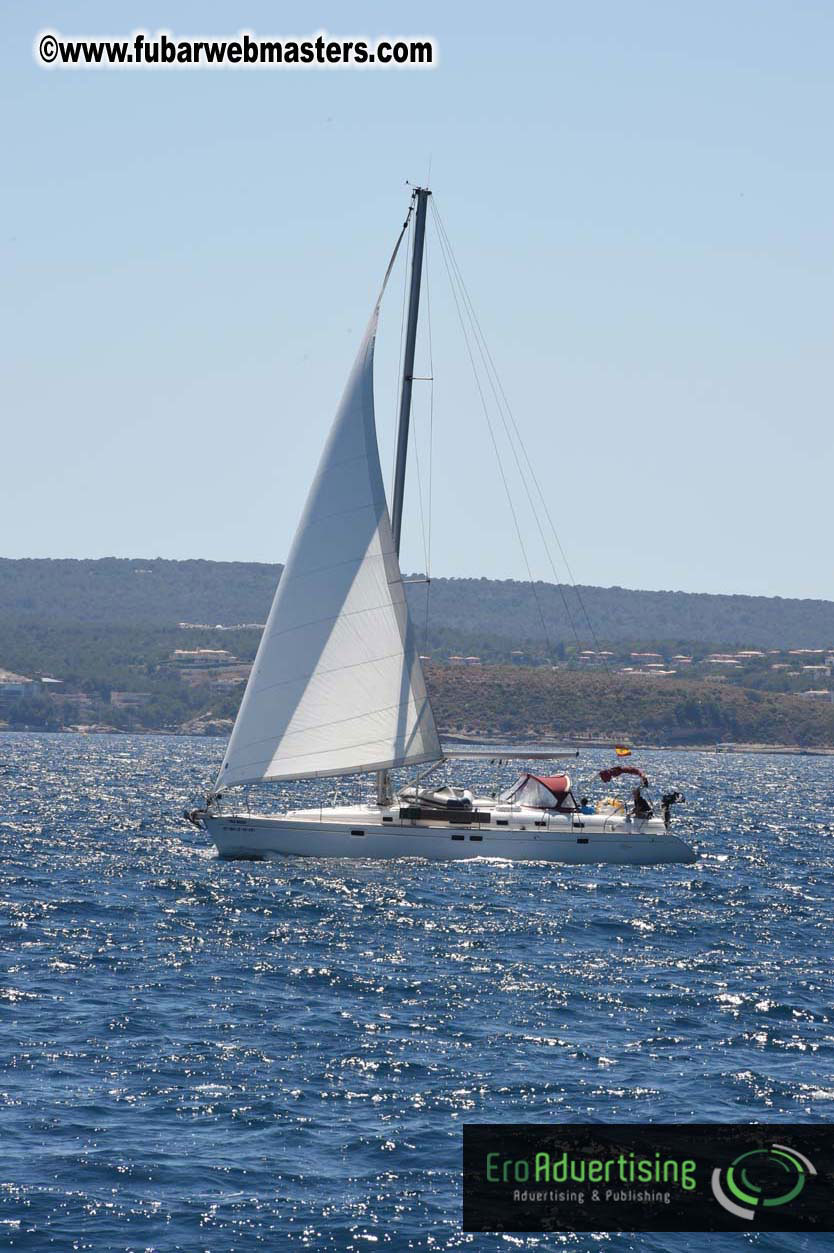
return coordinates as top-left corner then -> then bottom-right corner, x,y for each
632,786 -> 653,819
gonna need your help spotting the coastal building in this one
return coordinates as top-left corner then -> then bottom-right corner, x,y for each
620,666 -> 675,676
205,667 -> 251,688
48,691 -> 95,712
110,692 -> 152,708
178,622 -> 265,631
578,650 -> 614,666
0,669 -> 35,699
170,648 -> 237,668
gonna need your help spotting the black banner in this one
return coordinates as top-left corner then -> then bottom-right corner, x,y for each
463,1124 -> 833,1232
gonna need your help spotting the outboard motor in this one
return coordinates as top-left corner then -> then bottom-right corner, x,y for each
661,790 -> 685,829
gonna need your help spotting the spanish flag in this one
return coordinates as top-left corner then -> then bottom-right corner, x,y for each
614,745 -> 632,757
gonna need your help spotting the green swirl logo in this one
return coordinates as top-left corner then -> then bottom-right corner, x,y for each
711,1144 -> 816,1221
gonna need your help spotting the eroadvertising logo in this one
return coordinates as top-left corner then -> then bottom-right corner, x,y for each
711,1143 -> 816,1221
462,1124 -> 833,1233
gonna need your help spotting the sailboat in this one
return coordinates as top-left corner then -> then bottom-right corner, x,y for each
189,187 -> 695,865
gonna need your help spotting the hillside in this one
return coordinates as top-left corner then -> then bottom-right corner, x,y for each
0,558 -> 278,628
426,665 -> 834,749
2,558 -> 833,748
2,557 -> 834,648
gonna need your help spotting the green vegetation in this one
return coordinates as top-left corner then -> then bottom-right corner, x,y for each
417,578 -> 834,651
0,558 -> 278,627
0,621 -> 257,733
1,558 -> 833,746
427,665 -> 834,748
4,557 -> 834,648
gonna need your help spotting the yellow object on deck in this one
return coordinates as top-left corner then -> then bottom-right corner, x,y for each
596,796 -> 626,815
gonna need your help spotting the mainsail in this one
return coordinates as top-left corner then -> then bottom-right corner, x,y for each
217,303 -> 441,788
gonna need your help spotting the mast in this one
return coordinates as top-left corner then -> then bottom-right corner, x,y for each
377,185 -> 430,806
390,185 -> 430,556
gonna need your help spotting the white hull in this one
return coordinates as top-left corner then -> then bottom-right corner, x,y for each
202,804 -> 696,865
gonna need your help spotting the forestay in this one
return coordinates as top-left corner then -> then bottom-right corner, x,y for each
217,305 -> 441,788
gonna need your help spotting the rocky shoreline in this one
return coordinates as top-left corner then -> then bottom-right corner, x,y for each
3,722 -> 833,758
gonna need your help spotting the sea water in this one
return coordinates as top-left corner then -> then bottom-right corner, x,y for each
1,732 -> 832,1251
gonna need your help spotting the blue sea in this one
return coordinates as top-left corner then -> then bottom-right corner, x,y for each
2,732 -> 832,1251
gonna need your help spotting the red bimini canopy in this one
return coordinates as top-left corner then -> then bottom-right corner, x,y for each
534,774 -> 571,798
501,772 -> 572,808
598,764 -> 648,785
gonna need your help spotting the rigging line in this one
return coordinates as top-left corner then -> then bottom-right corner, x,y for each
377,199 -> 415,309
430,206 -> 556,661
431,203 -> 573,662
387,196 -> 430,643
390,205 -> 413,496
404,219 -> 431,596
423,225 -> 435,576
430,203 -> 573,600
431,202 -> 605,653
430,209 -> 628,741
430,201 -> 583,654
428,213 -> 616,686
409,370 -> 431,583
423,225 -> 435,652
401,246 -> 433,655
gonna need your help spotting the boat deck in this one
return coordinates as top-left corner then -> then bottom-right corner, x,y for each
201,801 -> 696,864
277,800 -> 667,836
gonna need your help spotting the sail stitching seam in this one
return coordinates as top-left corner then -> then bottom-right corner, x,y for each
258,598 -> 409,641
232,696 -> 431,757
249,649 -> 411,697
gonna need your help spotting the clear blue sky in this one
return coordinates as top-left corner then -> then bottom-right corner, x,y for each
3,2 -> 832,598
